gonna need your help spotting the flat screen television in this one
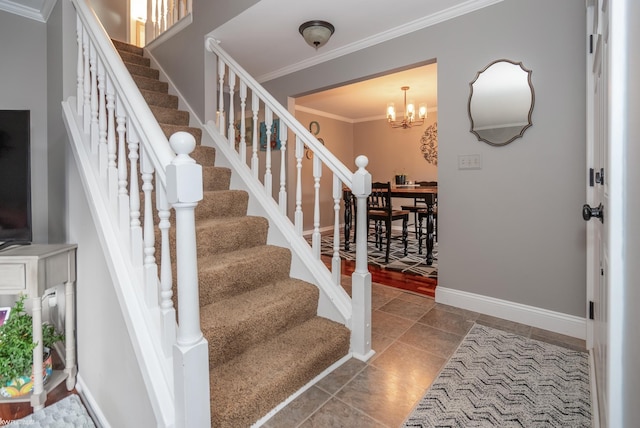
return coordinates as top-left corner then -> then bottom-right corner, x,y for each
0,110 -> 32,250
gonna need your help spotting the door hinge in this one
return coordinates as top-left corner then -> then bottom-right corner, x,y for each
589,168 -> 594,187
589,301 -> 595,320
589,34 -> 593,54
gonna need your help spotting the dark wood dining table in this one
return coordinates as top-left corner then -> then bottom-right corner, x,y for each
343,185 -> 438,265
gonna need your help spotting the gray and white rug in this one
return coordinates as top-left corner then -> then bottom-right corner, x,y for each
316,233 -> 438,279
7,395 -> 95,427
403,324 -> 591,427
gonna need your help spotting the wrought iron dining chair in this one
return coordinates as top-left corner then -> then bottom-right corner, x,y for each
368,182 -> 409,263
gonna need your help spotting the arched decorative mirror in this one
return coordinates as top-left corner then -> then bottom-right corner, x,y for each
468,59 -> 534,146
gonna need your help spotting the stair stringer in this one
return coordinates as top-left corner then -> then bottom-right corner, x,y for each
143,49 -> 354,329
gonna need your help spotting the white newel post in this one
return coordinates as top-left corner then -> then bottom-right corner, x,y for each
350,155 -> 374,361
166,132 -> 211,427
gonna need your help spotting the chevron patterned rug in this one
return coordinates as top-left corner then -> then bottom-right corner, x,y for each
403,324 -> 591,427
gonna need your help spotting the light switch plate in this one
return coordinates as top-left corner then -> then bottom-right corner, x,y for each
458,154 -> 482,170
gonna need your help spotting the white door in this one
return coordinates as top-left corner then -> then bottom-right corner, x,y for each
586,0 -> 636,426
585,0 -> 608,426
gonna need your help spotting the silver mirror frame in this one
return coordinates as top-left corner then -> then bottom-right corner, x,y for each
468,59 -> 535,147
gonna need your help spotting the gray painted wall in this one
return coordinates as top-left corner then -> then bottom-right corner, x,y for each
148,0 -> 260,119
0,12 -> 49,243
263,0 -> 587,317
90,0 -> 128,42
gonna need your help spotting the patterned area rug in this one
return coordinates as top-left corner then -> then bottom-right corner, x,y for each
403,324 -> 591,427
7,395 -> 95,427
316,233 -> 438,279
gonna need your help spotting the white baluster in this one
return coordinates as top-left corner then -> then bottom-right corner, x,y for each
139,145 -> 157,307
217,59 -> 226,136
154,0 -> 160,38
239,81 -> 247,163
112,96 -> 125,208
82,27 -> 90,133
264,108 -> 273,196
125,123 -> 140,251
251,92 -> 259,178
312,154 -> 322,258
332,175 -> 342,285
294,135 -> 304,235
76,16 -> 83,114
227,70 -> 236,148
157,179 -> 175,355
279,120 -> 288,215
351,155 -> 373,361
160,0 -> 166,32
89,42 -> 99,154
104,77 -> 116,180
97,60 -> 107,171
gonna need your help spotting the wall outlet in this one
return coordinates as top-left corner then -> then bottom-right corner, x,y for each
458,154 -> 482,170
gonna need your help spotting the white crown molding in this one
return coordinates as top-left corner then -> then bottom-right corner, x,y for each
294,105 -> 356,124
257,0 -> 504,82
0,0 -> 57,22
295,104 -> 439,124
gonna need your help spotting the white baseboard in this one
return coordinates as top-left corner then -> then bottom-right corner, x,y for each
436,286 -> 586,339
76,374 -> 110,428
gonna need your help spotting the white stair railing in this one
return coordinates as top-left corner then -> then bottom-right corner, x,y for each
205,37 -> 374,361
63,0 -> 209,426
146,0 -> 192,45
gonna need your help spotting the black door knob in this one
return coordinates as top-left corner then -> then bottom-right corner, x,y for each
582,203 -> 604,223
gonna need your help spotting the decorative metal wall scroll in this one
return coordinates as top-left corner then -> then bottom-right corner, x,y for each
420,122 -> 438,165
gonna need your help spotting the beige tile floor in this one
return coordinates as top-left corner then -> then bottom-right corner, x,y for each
263,279 -> 587,428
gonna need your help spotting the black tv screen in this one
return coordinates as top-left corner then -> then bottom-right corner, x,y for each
0,110 -> 32,248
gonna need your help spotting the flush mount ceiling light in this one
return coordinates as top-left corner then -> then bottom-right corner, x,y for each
298,20 -> 335,50
387,86 -> 427,129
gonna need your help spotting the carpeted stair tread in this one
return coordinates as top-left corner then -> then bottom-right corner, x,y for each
201,278 -> 319,367
124,62 -> 159,80
193,216 -> 269,257
140,89 -> 178,109
202,165 -> 230,191
111,39 -> 143,56
132,75 -> 169,93
196,190 -> 248,220
192,145 -> 216,166
160,123 -> 202,144
150,105 -> 190,126
117,49 -> 150,67
197,244 -> 292,306
210,317 -> 351,427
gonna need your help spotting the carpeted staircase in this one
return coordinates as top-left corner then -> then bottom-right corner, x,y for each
112,40 -> 351,427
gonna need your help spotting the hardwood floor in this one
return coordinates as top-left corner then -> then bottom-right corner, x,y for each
321,255 -> 437,298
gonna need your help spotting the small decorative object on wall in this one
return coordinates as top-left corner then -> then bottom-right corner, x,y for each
234,120 -> 253,148
259,119 -> 281,151
305,120 -> 324,159
420,122 -> 438,165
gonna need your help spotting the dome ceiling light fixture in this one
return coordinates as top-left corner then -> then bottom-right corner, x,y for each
387,86 -> 427,129
298,20 -> 335,50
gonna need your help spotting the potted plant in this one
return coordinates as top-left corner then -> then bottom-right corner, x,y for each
0,294 -> 64,398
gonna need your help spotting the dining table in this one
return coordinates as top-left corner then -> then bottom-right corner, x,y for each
343,184 -> 438,266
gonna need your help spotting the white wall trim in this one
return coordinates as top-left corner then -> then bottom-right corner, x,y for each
76,374 -> 111,428
436,286 -> 587,339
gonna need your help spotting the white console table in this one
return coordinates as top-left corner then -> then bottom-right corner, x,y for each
0,244 -> 77,411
